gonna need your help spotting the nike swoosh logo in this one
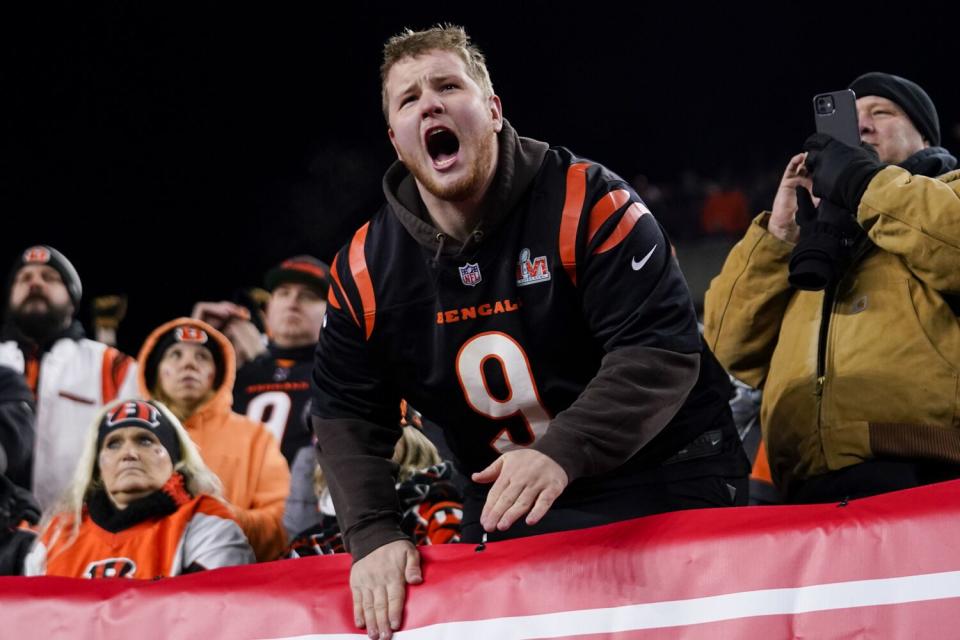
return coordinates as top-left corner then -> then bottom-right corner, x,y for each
631,245 -> 657,271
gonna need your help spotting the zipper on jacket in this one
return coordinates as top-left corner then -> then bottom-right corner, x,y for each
815,284 -> 837,398
815,235 -> 870,398
813,233 -> 873,471
813,279 -> 838,470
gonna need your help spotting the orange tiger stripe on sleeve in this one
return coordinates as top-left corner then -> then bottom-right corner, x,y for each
348,222 -> 376,340
586,189 -> 632,246
330,258 -> 359,327
593,201 -> 650,255
101,348 -> 133,403
557,162 -> 591,286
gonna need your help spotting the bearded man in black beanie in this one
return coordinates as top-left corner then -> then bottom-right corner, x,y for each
0,245 -> 139,511
705,72 -> 960,504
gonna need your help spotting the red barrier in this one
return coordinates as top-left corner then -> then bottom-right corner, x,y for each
4,480 -> 960,639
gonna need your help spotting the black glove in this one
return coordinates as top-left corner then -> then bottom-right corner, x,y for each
794,185 -> 819,231
803,133 -> 885,213
0,474 -> 40,529
788,187 -> 863,291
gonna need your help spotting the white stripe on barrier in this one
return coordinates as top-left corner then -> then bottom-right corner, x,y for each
264,570 -> 960,640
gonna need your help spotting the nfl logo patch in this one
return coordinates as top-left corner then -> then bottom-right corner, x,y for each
458,262 -> 482,287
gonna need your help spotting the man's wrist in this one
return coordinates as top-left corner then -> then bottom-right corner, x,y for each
767,222 -> 796,244
760,212 -> 798,245
841,164 -> 884,213
530,432 -> 585,483
347,518 -> 409,562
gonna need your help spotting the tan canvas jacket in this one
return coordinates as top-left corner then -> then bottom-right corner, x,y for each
704,166 -> 960,493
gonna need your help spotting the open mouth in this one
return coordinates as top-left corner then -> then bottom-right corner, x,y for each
425,127 -> 460,168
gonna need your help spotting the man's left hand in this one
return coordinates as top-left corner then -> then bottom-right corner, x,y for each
472,449 -> 568,532
803,133 -> 885,213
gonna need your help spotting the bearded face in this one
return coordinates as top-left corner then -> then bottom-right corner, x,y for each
10,298 -> 72,341
8,265 -> 74,342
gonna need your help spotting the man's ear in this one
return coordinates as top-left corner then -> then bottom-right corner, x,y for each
388,127 -> 403,160
489,95 -> 503,133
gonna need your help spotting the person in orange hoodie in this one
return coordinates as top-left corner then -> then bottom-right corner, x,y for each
137,317 -> 289,561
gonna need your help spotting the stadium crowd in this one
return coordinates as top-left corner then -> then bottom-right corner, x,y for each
1,24 -> 958,640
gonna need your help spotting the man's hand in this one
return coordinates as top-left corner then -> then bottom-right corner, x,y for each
803,133 -> 884,212
190,301 -> 250,331
769,153 -> 815,244
350,539 -> 422,640
472,449 -> 568,532
222,318 -> 267,367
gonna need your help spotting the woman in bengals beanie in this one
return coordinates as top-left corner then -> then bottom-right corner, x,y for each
23,399 -> 254,577
137,318 -> 290,561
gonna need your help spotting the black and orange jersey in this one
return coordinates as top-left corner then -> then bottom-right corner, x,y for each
234,343 -> 315,464
312,126 -> 744,556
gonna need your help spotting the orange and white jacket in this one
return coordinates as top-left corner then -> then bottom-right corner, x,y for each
138,318 -> 290,561
25,475 -> 254,578
0,334 -> 138,511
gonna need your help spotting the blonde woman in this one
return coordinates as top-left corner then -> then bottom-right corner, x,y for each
23,399 -> 254,578
286,418 -> 463,557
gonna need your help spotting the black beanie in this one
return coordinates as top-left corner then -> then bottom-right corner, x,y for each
144,323 -> 226,392
9,245 -> 83,308
849,72 -> 940,146
97,400 -> 182,466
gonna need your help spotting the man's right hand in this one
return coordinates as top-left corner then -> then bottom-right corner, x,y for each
222,318 -> 267,367
769,153 -> 816,244
190,300 -> 250,331
350,539 -> 422,640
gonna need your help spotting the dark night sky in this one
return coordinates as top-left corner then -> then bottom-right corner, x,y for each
2,2 -> 956,353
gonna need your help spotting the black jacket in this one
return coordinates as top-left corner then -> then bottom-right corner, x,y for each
312,121 -> 742,559
0,365 -> 34,488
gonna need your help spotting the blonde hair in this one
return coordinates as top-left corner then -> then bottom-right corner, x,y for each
392,425 -> 442,482
380,24 -> 494,119
40,399 -> 224,554
314,425 -> 441,496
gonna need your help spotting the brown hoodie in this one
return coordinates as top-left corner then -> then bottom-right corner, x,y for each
137,317 -> 290,561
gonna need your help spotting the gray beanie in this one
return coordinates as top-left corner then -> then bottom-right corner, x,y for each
10,245 -> 83,308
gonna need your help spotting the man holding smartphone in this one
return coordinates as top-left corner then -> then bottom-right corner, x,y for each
705,72 -> 960,504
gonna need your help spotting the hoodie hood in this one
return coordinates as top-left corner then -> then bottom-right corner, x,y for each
383,118 -> 549,257
136,317 -> 236,421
